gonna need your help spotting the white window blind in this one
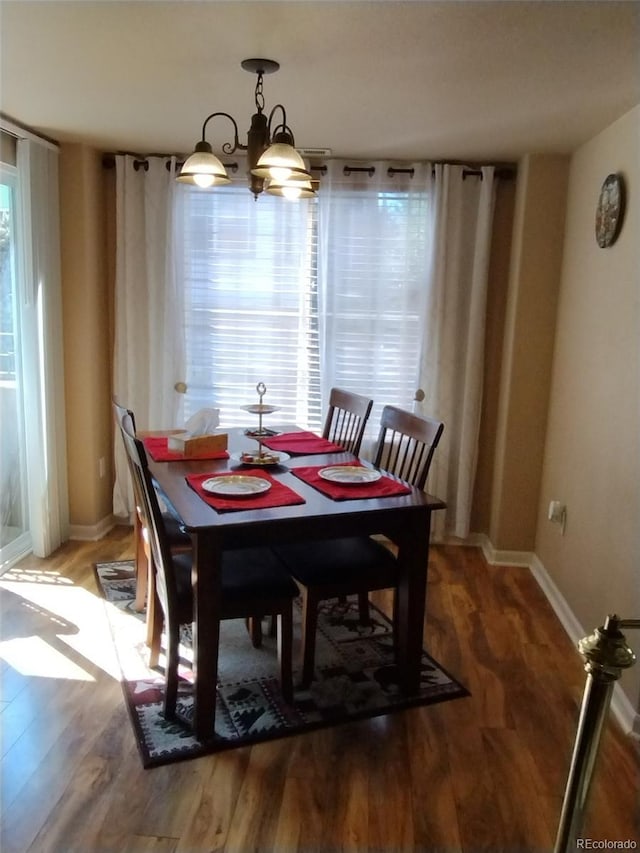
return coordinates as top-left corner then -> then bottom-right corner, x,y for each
317,181 -> 429,440
178,168 -> 430,440
180,184 -> 322,429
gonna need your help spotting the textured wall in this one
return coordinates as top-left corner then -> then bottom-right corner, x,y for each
535,105 -> 640,711
490,154 -> 570,551
59,144 -> 112,530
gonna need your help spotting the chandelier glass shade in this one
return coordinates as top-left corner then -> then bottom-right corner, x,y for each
177,59 -> 315,199
252,137 -> 310,182
266,178 -> 316,200
175,141 -> 230,188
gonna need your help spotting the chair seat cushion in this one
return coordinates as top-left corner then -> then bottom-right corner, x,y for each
161,512 -> 190,547
221,547 -> 299,603
274,537 -> 398,590
171,547 -> 299,612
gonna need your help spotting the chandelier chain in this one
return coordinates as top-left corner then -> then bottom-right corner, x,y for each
254,72 -> 265,114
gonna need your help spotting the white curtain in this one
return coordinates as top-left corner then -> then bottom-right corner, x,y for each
111,157 -> 497,538
316,160 -> 433,453
112,155 -> 185,518
16,137 -> 69,556
417,164 -> 496,540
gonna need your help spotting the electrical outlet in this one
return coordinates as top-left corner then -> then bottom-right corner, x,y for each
548,500 -> 567,534
99,457 -> 106,479
548,501 -> 563,522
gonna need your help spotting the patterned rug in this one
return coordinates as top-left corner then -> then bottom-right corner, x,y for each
95,560 -> 469,768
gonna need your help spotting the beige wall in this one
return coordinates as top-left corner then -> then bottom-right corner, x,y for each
59,144 -> 113,528
535,105 -> 640,710
490,154 -> 570,551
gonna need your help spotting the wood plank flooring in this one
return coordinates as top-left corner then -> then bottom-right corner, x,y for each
1,528 -> 638,852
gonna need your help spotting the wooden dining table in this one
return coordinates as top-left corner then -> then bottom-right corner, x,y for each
147,425 -> 446,742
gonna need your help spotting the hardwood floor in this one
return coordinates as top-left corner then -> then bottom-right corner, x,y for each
1,528 -> 638,852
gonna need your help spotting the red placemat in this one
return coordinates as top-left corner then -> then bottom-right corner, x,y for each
261,431 -> 346,456
291,462 -> 413,501
185,469 -> 306,513
143,436 -> 229,463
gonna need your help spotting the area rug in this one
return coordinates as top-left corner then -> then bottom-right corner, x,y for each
95,560 -> 469,768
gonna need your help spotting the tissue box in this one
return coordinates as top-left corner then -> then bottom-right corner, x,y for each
167,432 -> 228,457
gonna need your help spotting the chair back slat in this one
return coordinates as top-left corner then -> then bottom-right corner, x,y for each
322,387 -> 374,455
373,405 -> 444,490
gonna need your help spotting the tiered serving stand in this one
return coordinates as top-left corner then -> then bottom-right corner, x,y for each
242,382 -> 279,438
238,382 -> 287,466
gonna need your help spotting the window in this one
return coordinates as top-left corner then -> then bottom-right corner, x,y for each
317,184 -> 430,434
178,176 -> 429,440
180,185 -> 321,429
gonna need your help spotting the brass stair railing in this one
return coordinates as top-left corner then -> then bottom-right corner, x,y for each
554,615 -> 639,852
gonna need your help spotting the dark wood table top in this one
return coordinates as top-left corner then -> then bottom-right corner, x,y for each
147,425 -> 446,542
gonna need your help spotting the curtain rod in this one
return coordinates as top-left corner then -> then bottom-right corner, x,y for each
101,153 -> 237,173
340,164 -> 516,180
102,152 -> 516,181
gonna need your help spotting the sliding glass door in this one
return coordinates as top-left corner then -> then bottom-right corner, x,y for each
0,168 -> 30,566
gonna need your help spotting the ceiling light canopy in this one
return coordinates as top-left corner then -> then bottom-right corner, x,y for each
177,58 -> 315,200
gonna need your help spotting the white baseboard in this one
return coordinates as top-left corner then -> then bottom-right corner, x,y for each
68,515 -> 116,542
469,532 -> 533,568
454,534 -> 639,738
528,554 -> 586,647
461,538 -> 638,739
528,553 -> 640,739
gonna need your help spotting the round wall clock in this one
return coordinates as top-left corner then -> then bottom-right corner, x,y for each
595,173 -> 625,248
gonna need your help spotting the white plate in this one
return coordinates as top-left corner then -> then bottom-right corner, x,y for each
318,466 -> 382,485
201,475 -> 271,497
232,451 -> 290,467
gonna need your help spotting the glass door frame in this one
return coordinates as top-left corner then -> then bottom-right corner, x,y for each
0,164 -> 31,570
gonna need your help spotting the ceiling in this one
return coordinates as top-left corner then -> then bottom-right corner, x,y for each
1,1 -> 639,164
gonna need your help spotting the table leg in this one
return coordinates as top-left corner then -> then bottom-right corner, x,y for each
394,508 -> 431,693
190,530 -> 222,742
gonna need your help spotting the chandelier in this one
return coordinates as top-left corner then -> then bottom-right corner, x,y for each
176,58 -> 315,200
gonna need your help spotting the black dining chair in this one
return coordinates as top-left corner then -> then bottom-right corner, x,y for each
118,410 -> 299,719
274,405 -> 445,688
322,387 -> 374,455
112,399 -> 191,615
251,385 -> 375,645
